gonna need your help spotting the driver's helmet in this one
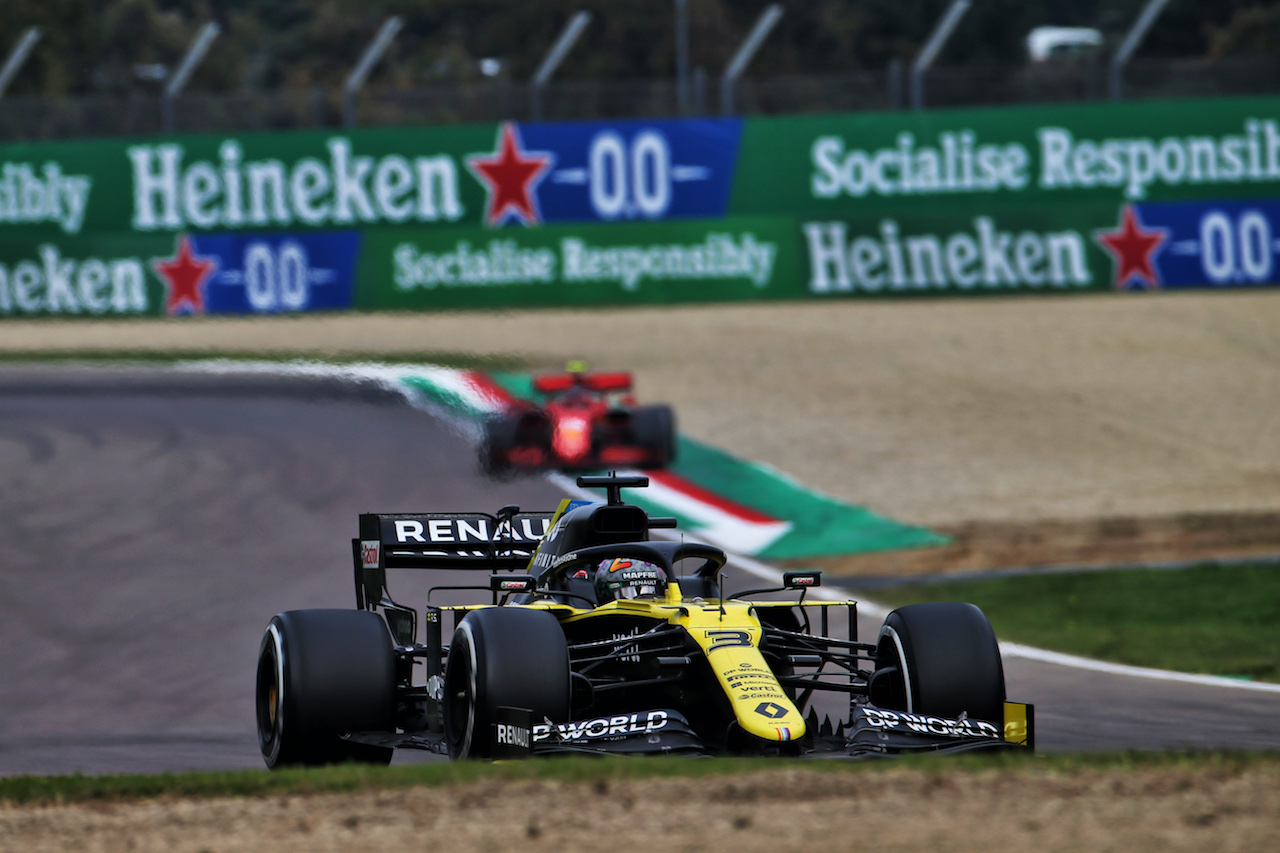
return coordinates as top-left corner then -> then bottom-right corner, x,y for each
595,557 -> 667,602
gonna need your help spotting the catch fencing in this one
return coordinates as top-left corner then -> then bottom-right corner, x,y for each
3,55 -> 1280,140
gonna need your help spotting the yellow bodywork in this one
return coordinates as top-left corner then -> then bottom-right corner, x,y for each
673,592 -> 806,742
558,580 -> 806,743
422,496 -> 1034,754
508,497 -> 810,743
449,576 -> 808,744
1002,701 -> 1033,746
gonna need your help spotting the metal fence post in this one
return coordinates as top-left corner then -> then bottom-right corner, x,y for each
720,4 -> 783,116
0,28 -> 42,100
887,58 -> 903,110
1109,0 -> 1172,101
910,0 -> 970,111
344,16 -> 404,128
532,12 -> 591,121
163,22 -> 221,133
676,0 -> 691,115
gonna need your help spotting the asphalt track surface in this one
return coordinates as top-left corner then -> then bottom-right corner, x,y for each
0,367 -> 1277,776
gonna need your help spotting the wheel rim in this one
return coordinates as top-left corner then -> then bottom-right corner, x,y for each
443,622 -> 480,759
879,624 -> 914,713
255,623 -> 286,764
871,622 -> 912,714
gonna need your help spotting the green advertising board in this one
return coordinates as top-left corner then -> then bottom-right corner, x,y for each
734,97 -> 1280,214
735,96 -> 1280,297
1,94 -> 1279,317
0,234 -> 173,317
357,217 -> 801,310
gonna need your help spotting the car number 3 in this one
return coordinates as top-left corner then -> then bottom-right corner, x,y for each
705,630 -> 751,652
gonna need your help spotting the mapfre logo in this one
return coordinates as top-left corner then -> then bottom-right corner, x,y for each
360,539 -> 380,569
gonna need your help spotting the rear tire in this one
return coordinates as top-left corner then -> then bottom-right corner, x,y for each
479,414 -> 518,477
632,405 -> 676,468
442,607 -> 571,760
255,609 -> 396,769
870,602 -> 1005,724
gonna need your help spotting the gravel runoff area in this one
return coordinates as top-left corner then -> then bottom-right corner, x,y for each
4,766 -> 1279,852
5,289 -> 1280,574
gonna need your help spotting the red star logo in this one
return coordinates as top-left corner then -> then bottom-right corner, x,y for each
466,123 -> 553,226
1095,205 -> 1168,290
151,235 -> 218,315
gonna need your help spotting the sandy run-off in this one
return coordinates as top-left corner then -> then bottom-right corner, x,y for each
5,290 -> 1280,571
4,765 -> 1279,852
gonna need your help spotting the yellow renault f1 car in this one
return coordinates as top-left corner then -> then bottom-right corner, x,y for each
255,475 -> 1033,766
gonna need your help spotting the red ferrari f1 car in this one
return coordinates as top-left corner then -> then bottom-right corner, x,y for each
480,366 -> 676,475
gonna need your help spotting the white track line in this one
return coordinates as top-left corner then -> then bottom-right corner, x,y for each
996,643 -> 1280,692
186,362 -> 1280,696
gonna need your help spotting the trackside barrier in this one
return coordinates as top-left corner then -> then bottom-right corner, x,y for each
2,95 -> 1280,317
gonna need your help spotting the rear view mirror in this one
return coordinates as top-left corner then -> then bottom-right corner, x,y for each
491,575 -> 536,594
783,571 -> 822,589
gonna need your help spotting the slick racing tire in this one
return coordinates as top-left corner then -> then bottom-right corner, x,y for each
870,602 -> 1006,725
442,607 -> 571,760
256,609 -> 396,769
479,414 -> 519,477
632,405 -> 677,468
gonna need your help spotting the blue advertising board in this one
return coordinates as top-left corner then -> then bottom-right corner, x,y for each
466,119 -> 742,228
1121,199 -> 1280,289
152,230 -> 360,315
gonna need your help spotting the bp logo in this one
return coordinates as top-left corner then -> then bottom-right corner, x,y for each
754,702 -> 788,719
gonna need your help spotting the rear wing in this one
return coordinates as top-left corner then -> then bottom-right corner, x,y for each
532,371 -> 633,394
354,511 -> 554,610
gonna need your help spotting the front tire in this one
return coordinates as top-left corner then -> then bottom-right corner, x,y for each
255,609 -> 396,769
442,607 -> 571,760
870,602 -> 1006,724
632,405 -> 676,468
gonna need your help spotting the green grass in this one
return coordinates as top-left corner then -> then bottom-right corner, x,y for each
852,561 -> 1280,682
3,751 -> 1278,806
0,349 -> 526,371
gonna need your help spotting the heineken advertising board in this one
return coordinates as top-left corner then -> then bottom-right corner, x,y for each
2,96 -> 1280,317
736,97 -> 1280,295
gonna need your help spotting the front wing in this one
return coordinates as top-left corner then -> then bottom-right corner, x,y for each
345,702 -> 1035,758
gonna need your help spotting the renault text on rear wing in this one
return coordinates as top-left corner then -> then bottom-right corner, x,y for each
357,512 -> 554,568
354,511 -> 555,612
